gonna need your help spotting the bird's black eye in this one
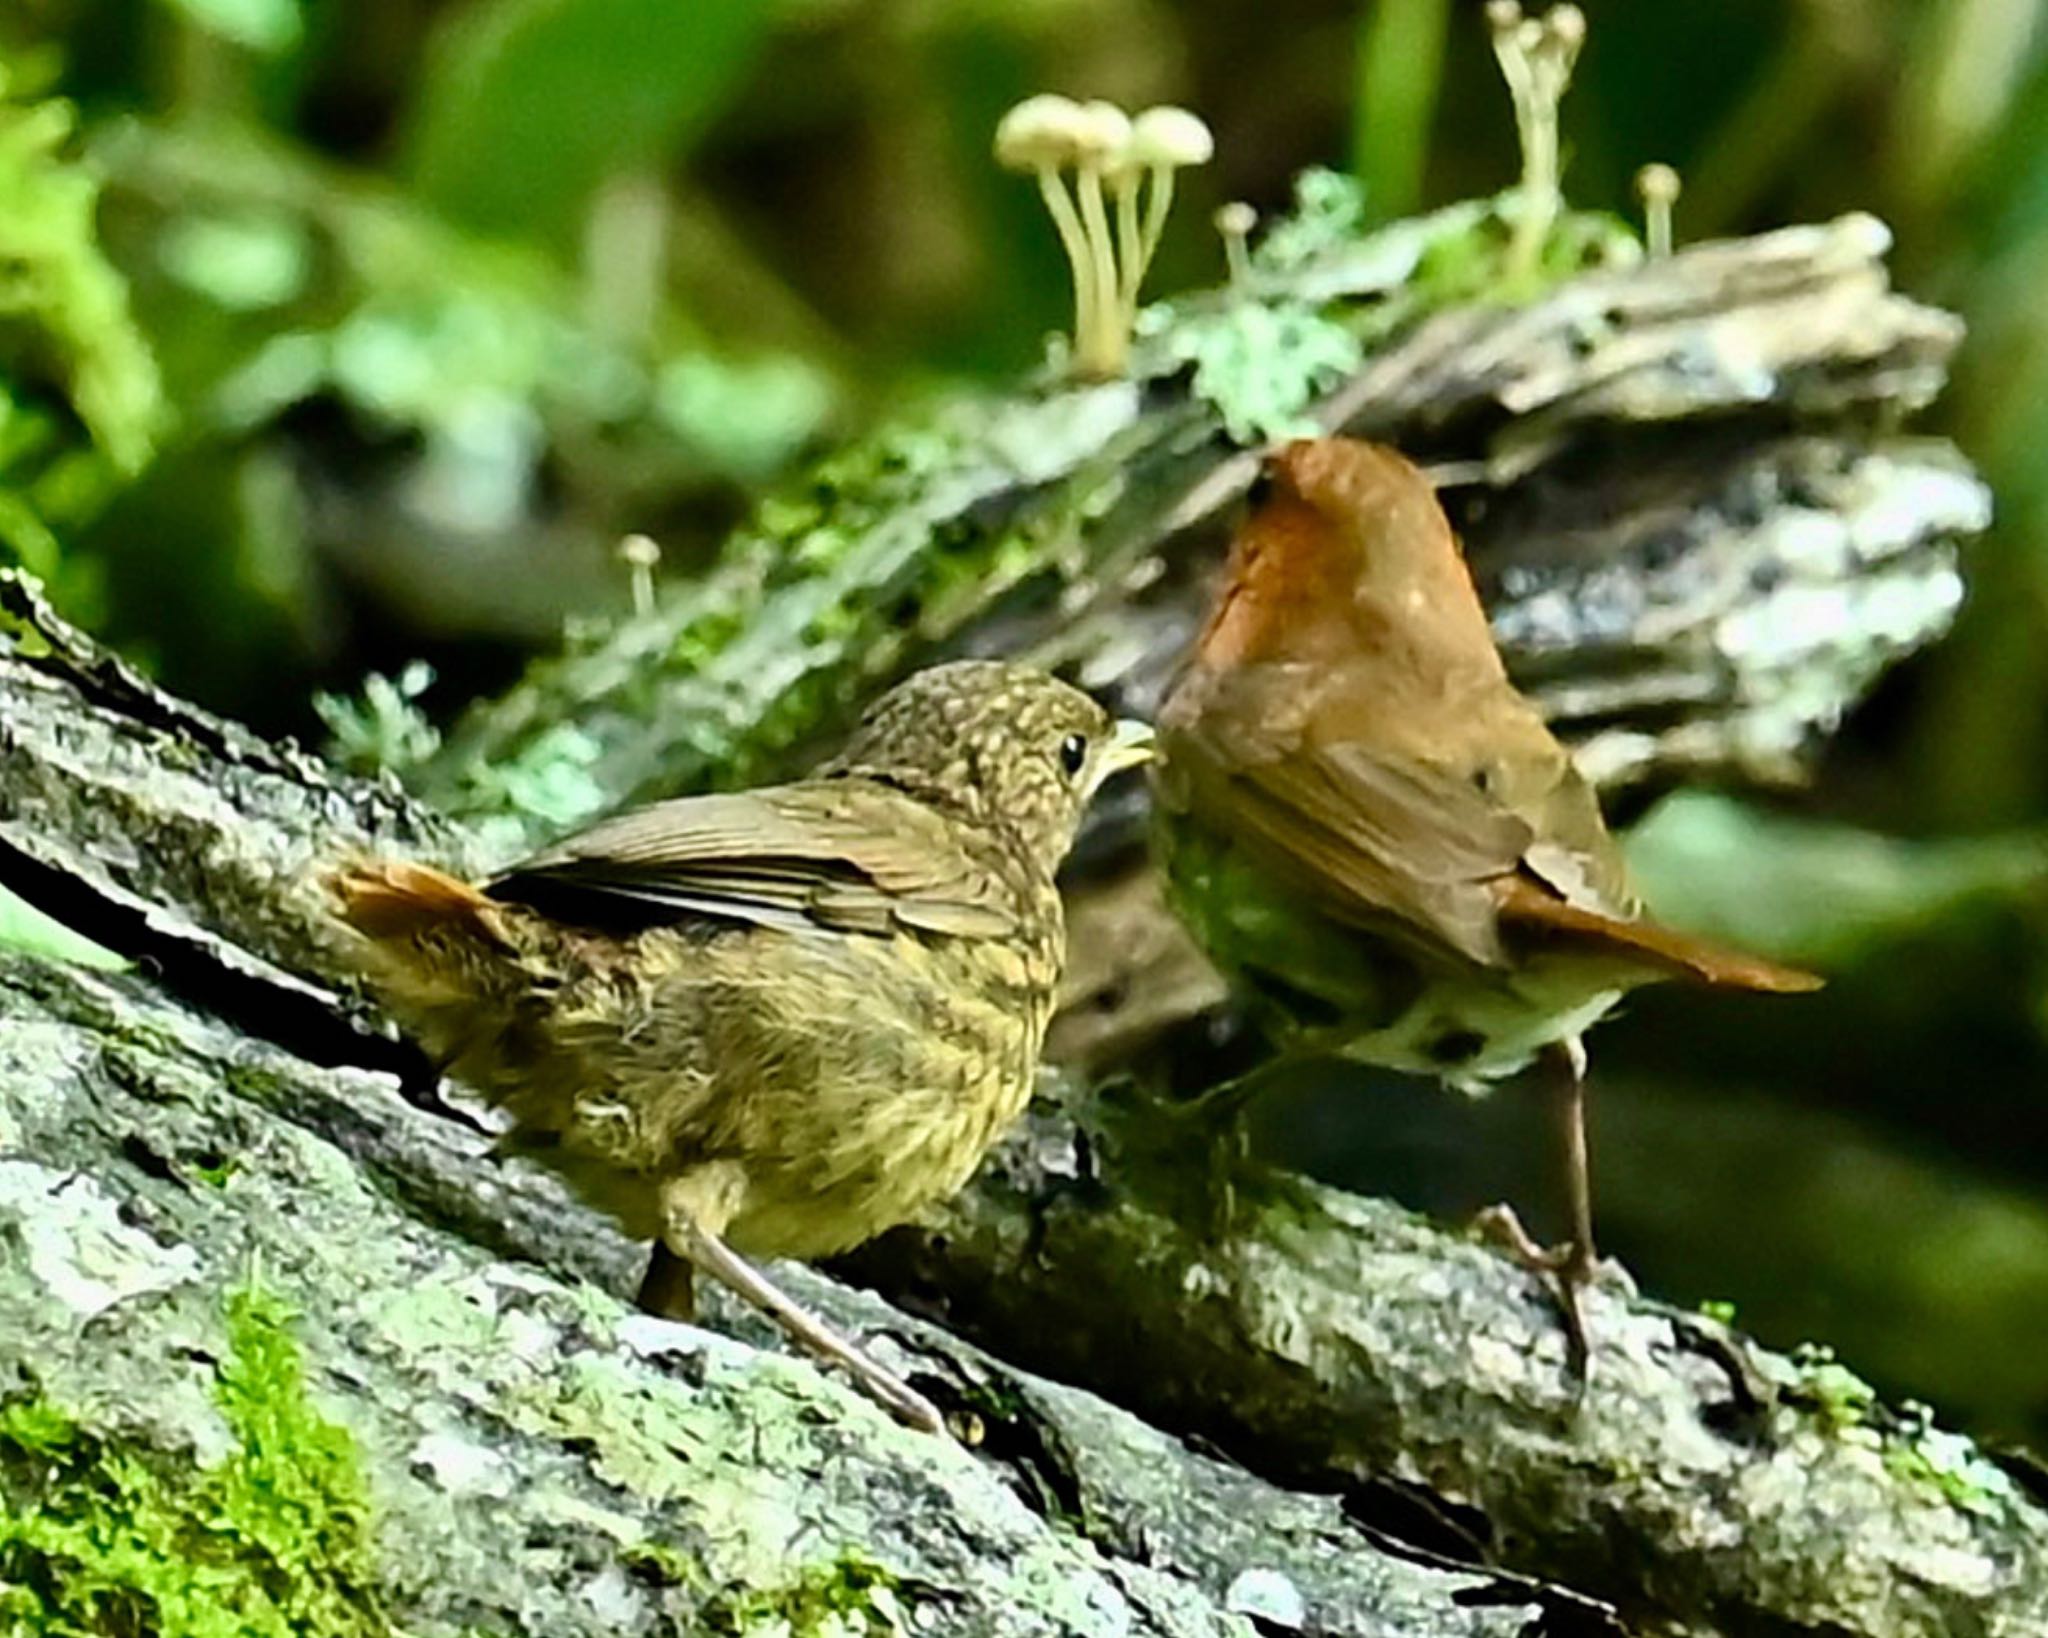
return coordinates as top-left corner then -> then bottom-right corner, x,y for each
1059,733 -> 1089,777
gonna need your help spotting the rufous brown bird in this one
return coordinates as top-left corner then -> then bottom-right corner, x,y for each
332,660 -> 1151,1433
1153,438 -> 1818,1363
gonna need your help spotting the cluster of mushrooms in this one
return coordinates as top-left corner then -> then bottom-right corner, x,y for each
999,8 -> 1685,385
1486,0 -> 1585,279
994,96 -> 1214,380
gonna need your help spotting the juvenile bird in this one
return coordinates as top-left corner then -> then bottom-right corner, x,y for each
333,660 -> 1151,1433
1154,438 -> 1818,1363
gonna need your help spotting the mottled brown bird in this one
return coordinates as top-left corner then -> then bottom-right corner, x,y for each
1154,438 -> 1818,1362
333,660 -> 1151,1432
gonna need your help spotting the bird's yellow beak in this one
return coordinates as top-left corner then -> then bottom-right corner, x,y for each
1100,717 -> 1156,775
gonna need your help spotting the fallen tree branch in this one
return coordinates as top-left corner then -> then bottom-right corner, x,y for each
3,954 -> 1582,1636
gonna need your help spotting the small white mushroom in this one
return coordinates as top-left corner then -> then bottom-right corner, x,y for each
1635,162 -> 1681,259
617,532 -> 661,617
1115,106 -> 1215,325
995,95 -> 1104,373
1213,201 -> 1256,292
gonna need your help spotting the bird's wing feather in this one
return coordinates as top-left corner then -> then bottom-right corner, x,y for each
1173,716 -> 1534,966
489,785 -> 1018,939
1491,876 -> 1822,992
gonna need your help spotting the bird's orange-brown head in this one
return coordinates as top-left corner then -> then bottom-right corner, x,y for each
1190,439 -> 1504,692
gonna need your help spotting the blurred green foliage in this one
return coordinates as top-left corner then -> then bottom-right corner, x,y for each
5,0 -> 2048,1437
0,58 -> 161,614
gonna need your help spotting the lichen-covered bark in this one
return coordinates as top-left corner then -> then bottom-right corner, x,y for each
0,955 -> 1565,1637
849,1095 -> 2048,1638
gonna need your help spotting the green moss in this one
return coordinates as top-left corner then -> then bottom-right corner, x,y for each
1880,1400 -> 2016,1519
1787,1341 -> 1878,1432
702,1549 -> 911,1637
0,1281 -> 383,1637
1168,302 -> 1362,446
313,660 -> 443,775
1782,1347 -> 2017,1518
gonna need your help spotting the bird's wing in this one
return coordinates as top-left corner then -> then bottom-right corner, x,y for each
488,784 -> 1018,939
1170,709 -> 1535,967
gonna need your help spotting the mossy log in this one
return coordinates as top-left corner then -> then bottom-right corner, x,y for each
3,208 -> 2038,1637
0,952 -> 1581,1636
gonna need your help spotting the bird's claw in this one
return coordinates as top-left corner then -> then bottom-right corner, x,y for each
1471,1200 -> 1598,1377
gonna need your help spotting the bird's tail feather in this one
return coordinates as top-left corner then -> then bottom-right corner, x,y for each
328,859 -> 529,1074
1495,877 -> 1823,993
331,859 -> 505,945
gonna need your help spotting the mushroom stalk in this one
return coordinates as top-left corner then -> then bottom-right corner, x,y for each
1073,163 -> 1121,375
1636,162 -> 1681,259
1036,167 -> 1099,367
1113,167 -> 1145,325
1490,3 -> 1585,283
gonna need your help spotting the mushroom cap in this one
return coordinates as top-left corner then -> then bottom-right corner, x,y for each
996,93 -> 1089,169
1546,3 -> 1586,50
1129,105 -> 1215,169
1634,162 -> 1682,203
1213,200 -> 1257,236
1072,99 -> 1135,166
617,532 -> 661,567
1485,1 -> 1524,35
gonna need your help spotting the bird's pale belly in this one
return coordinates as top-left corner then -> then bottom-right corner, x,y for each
1330,972 -> 1624,1092
496,921 -> 1052,1261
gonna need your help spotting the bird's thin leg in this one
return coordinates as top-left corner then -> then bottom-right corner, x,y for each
1552,1033 -> 1596,1282
1473,1035 -> 1595,1375
636,1242 -> 696,1319
662,1202 -> 946,1437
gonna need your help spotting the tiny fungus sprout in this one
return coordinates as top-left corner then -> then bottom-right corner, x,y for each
618,532 -> 661,617
1488,2 -> 1587,282
1635,162 -> 1681,259
1214,201 -> 1256,291
996,94 -> 1212,379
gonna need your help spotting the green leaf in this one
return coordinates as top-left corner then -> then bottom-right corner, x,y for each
0,68 -> 164,476
405,0 -> 778,245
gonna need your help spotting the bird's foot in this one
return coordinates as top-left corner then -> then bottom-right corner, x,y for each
666,1212 -> 951,1438
1471,1201 -> 1597,1378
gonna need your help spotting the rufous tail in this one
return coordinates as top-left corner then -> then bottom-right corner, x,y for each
328,858 -> 531,1069
1495,877 -> 1823,993
331,860 -> 505,944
